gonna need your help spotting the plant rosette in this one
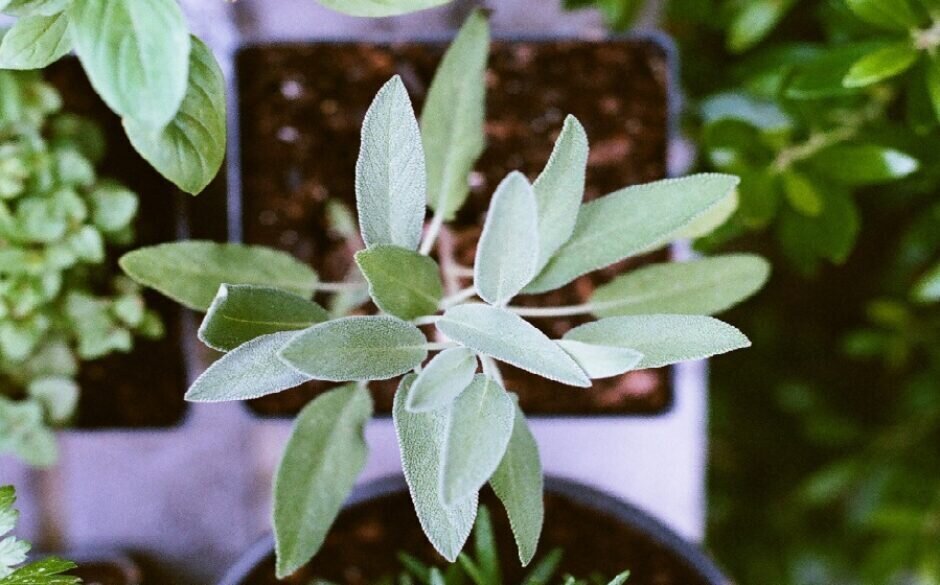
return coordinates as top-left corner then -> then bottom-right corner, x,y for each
121,11 -> 768,579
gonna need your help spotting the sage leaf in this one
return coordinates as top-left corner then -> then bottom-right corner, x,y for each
490,401 -> 543,566
525,174 -> 740,294
533,115 -> 588,271
436,304 -> 590,387
555,340 -> 644,379
474,172 -> 540,305
406,347 -> 478,413
356,75 -> 426,251
843,42 -> 919,88
198,284 -> 330,352
69,0 -> 190,129
315,0 -> 452,17
844,0 -> 921,31
809,144 -> 919,185
440,375 -> 515,505
0,12 -> 70,70
274,383 -> 372,578
394,375 -> 478,562
675,188 -> 738,238
422,9 -> 489,219
355,244 -> 443,320
186,331 -> 311,402
2,0 -> 69,16
279,315 -> 427,381
119,242 -> 318,312
124,37 -> 226,195
590,254 -> 770,317
564,315 -> 751,369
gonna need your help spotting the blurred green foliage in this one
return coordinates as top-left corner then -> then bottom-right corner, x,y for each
564,0 -> 940,583
0,71 -> 162,466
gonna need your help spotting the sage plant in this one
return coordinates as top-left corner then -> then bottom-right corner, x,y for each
121,12 -> 768,578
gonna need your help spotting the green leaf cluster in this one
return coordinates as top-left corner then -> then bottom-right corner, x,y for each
0,0 -> 226,195
0,72 -> 161,466
120,10 -> 766,578
0,485 -> 79,584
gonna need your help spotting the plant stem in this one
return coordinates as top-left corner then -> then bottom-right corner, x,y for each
316,281 -> 366,293
507,303 -> 596,318
412,315 -> 441,326
480,355 -> 504,386
425,341 -> 459,351
436,225 -> 462,297
419,208 -> 447,256
440,286 -> 478,309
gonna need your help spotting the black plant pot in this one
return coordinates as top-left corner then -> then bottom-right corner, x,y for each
218,475 -> 728,585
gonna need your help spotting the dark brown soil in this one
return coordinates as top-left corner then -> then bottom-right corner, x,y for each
69,561 -> 142,585
43,61 -> 190,428
241,488 -> 710,585
236,39 -> 671,417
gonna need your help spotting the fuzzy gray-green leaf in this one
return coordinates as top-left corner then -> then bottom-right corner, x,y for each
274,384 -> 372,578
564,315 -> 751,369
394,375 -> 478,562
124,37 -> 226,195
355,245 -> 443,320
590,254 -> 770,318
314,0 -> 452,16
440,375 -> 515,506
186,331 -> 310,402
436,304 -> 589,387
356,76 -> 426,250
422,9 -> 489,219
525,174 -> 740,293
198,284 -> 329,352
406,347 -> 478,412
68,0 -> 190,129
555,340 -> 644,379
279,315 -> 427,381
119,242 -> 318,312
533,115 -> 588,270
0,12 -> 71,70
490,400 -> 543,566
474,172 -> 540,305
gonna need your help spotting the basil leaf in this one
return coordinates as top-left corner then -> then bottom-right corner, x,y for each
124,37 -> 226,194
0,12 -> 70,70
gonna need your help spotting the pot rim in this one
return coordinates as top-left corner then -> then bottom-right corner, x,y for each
217,474 -> 728,585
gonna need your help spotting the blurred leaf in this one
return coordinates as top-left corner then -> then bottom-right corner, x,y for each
843,42 -> 919,88
810,144 -> 919,184
782,170 -> 824,216
912,261 -> 940,302
844,0 -> 922,31
785,44 -> 879,99
728,0 -> 796,53
777,186 -> 859,265
314,0 -> 452,17
701,92 -> 792,131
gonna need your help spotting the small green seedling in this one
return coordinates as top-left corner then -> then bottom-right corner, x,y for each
0,71 -> 162,465
121,11 -> 768,579
0,485 -> 79,584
